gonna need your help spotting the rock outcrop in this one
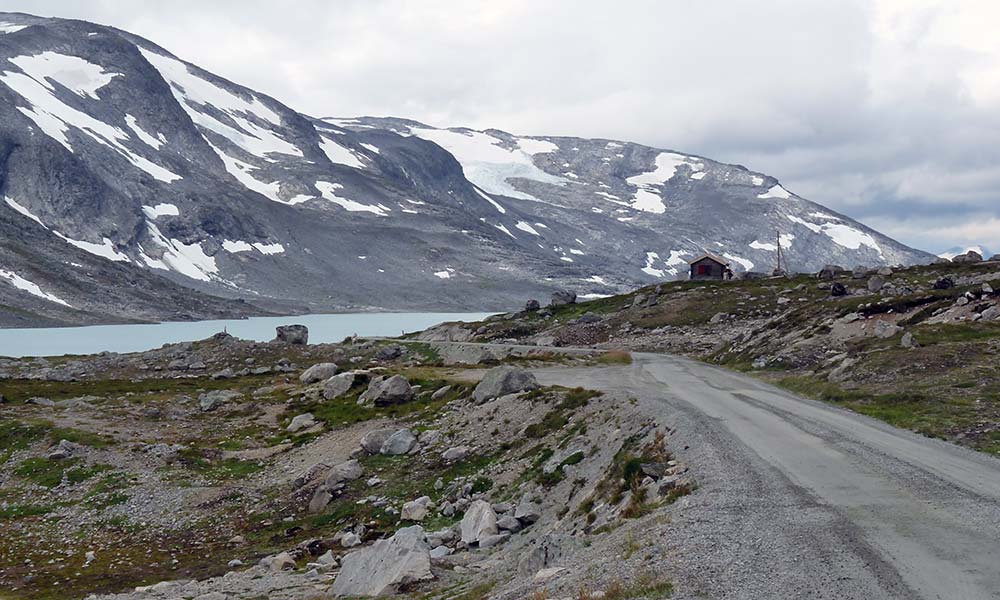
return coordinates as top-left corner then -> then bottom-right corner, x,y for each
331,526 -> 433,597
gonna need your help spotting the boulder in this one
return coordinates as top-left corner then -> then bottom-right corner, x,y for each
874,321 -> 902,339
211,368 -> 235,380
287,413 -> 316,433
381,429 -> 417,455
982,306 -> 1000,321
472,366 -> 539,403
323,373 -> 356,400
260,552 -> 296,572
360,428 -> 396,454
331,526 -> 432,597
300,363 -> 339,384
340,532 -> 362,548
325,459 -> 364,488
867,276 -> 885,293
952,250 -> 983,263
441,446 -> 471,462
479,533 -> 510,548
817,265 -> 846,279
401,496 -> 432,521
830,282 -> 848,297
460,500 -> 498,545
48,439 -> 81,460
436,344 -> 498,366
375,345 -> 405,361
198,390 -> 242,412
900,332 -> 916,348
989,254 -> 1000,262
274,324 -> 309,345
430,385 -> 452,401
496,515 -> 522,532
933,277 -> 955,290
359,375 -> 414,406
525,299 -> 541,312
514,501 -> 542,524
550,290 -> 577,306
876,266 -> 894,277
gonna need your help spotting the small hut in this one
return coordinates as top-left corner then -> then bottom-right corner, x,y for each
688,253 -> 729,281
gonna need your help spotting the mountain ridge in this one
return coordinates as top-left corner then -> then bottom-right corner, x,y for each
0,12 -> 935,326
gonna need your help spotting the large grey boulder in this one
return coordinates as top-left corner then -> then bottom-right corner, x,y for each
198,390 -> 242,412
300,362 -> 339,384
381,429 -> 417,455
401,496 -> 432,521
331,526 -> 433,597
323,372 -> 356,400
472,366 -> 539,403
274,325 -> 308,345
287,413 -> 316,432
360,428 -> 396,454
325,459 -> 364,488
435,343 -> 497,366
460,500 -> 498,545
874,320 -> 902,339
359,375 -> 414,406
550,290 -> 577,306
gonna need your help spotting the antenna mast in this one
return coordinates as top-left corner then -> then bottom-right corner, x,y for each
775,229 -> 783,275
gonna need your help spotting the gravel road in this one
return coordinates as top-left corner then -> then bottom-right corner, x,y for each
530,351 -> 1000,600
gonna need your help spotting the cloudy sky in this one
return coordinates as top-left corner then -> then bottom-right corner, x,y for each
4,0 -> 999,253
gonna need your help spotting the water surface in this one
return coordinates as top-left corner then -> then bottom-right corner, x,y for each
0,312 -> 493,358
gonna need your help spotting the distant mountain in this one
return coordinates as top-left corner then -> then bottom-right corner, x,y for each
939,246 -> 993,260
0,13 -> 936,325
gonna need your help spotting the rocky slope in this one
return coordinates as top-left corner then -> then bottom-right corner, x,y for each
0,332 -> 691,599
0,12 -> 934,325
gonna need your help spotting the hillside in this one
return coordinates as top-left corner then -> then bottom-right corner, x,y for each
0,13 -> 934,325
439,259 -> 1000,455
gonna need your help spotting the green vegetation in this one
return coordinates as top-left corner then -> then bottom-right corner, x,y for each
602,573 -> 675,599
14,457 -> 113,488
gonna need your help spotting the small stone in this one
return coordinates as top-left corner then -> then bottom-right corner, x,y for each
287,413 -> 316,433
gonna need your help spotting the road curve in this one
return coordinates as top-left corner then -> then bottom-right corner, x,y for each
529,352 -> 1000,600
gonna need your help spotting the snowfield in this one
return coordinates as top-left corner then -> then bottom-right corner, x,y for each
410,127 -> 566,202
0,268 -> 71,306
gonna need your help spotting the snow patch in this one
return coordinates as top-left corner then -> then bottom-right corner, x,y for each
145,221 -> 218,281
316,181 -> 389,215
0,22 -> 27,34
411,128 -> 566,201
758,185 -> 792,199
516,138 -> 559,155
625,152 -> 702,214
723,253 -> 754,271
222,240 -> 253,253
0,269 -> 71,306
515,221 -> 540,236
8,51 -> 120,99
253,242 -> 284,255
360,142 -> 380,154
642,252 -> 664,278
494,223 -> 516,239
209,142 -> 284,203
751,176 -> 764,186
138,47 -> 301,158
473,187 -> 506,214
584,275 -> 607,285
62,236 -> 130,262
125,114 -> 166,149
434,267 -> 456,279
5,197 -> 45,227
319,136 -> 365,169
142,203 -> 179,219
787,216 -> 882,256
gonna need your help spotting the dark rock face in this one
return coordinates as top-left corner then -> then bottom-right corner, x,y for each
274,325 -> 309,345
524,299 -> 540,312
933,278 -> 955,290
830,282 -> 848,297
0,13 -> 935,326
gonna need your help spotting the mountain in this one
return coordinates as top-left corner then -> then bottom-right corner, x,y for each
0,13 -> 936,326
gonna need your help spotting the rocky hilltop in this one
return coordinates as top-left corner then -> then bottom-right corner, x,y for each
0,12 -> 934,326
